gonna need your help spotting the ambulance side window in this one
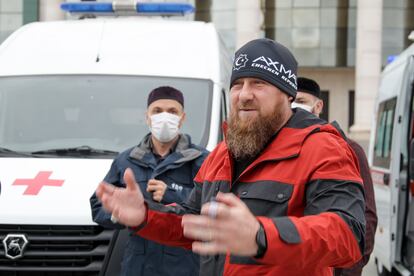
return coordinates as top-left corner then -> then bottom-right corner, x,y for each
373,97 -> 397,168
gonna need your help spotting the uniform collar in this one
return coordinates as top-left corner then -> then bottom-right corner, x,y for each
129,133 -> 202,164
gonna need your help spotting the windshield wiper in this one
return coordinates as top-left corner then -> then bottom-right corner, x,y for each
0,147 -> 32,157
31,146 -> 118,156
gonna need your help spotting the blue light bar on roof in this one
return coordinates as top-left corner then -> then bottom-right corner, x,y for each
387,55 -> 397,64
137,3 -> 194,14
60,2 -> 194,15
61,2 -> 113,13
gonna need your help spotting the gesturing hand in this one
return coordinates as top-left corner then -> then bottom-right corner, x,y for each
146,179 -> 167,202
96,168 -> 147,227
181,192 -> 260,256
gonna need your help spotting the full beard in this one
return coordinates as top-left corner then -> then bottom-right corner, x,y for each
226,106 -> 287,161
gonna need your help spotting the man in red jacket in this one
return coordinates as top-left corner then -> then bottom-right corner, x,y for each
96,38 -> 366,276
293,77 -> 377,276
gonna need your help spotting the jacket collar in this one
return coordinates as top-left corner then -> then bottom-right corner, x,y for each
129,133 -> 202,164
256,109 -> 331,161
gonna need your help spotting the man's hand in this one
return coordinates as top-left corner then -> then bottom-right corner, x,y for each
96,168 -> 147,227
146,179 -> 167,202
181,192 -> 260,256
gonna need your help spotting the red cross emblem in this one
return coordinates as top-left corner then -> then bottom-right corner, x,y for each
12,171 -> 64,195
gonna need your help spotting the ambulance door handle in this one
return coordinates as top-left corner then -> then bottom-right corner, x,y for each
383,173 -> 390,185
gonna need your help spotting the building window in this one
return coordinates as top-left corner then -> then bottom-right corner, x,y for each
218,89 -> 228,142
23,0 -> 39,25
320,90 -> 329,122
265,1 -> 350,67
348,90 -> 355,130
0,0 -> 38,44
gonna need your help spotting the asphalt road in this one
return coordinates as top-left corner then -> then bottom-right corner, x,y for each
362,257 -> 377,276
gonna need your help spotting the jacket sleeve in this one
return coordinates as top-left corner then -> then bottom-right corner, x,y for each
90,159 -> 125,229
136,181 -> 202,249
256,132 -> 366,269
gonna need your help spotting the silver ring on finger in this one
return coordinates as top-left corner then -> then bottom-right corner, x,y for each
110,214 -> 118,223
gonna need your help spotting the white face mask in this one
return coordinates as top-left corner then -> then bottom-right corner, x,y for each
149,112 -> 181,143
291,102 -> 313,113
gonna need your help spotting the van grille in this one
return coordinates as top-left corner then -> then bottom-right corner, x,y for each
0,225 -> 114,276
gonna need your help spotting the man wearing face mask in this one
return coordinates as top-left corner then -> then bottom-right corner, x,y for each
90,86 -> 208,276
294,77 -> 377,276
291,77 -> 323,114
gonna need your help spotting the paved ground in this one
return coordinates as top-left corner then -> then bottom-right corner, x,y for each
362,257 -> 377,276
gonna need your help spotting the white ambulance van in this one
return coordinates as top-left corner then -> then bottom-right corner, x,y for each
0,2 -> 231,275
369,33 -> 414,276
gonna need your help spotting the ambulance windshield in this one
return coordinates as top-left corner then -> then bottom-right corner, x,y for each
0,75 -> 212,156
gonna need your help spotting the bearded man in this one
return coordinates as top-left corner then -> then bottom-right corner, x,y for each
96,38 -> 366,276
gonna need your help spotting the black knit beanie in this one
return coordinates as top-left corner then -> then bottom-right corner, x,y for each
297,77 -> 321,99
147,86 -> 184,107
230,38 -> 298,98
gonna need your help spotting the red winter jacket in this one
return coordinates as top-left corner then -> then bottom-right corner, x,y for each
137,109 -> 366,276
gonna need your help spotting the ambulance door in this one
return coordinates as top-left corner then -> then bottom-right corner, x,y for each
372,97 -> 397,273
404,80 -> 414,273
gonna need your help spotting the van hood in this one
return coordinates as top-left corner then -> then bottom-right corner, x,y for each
0,158 -> 112,225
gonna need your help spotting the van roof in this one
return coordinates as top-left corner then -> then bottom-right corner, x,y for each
0,19 -> 225,82
377,42 -> 414,101
383,42 -> 414,74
